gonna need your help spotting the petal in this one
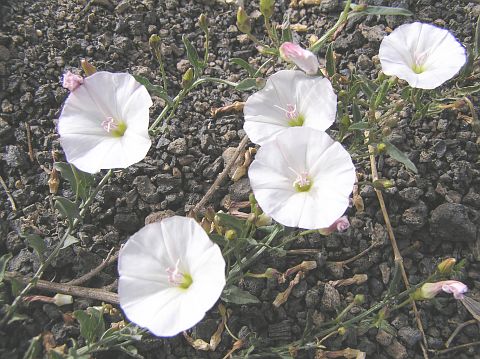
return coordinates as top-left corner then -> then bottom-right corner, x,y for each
297,77 -> 336,131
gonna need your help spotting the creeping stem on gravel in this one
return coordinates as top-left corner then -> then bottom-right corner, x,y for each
0,170 -> 113,327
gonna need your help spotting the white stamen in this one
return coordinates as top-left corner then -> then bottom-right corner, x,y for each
101,117 -> 118,132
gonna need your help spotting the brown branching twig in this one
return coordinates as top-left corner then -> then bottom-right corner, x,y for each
368,145 -> 429,359
433,341 -> 480,356
66,248 -> 119,286
192,135 -> 249,214
4,272 -> 119,304
445,319 -> 478,348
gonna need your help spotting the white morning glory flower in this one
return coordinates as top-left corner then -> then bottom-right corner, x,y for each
118,216 -> 226,337
243,70 -> 337,145
57,71 -> 152,173
379,22 -> 467,89
248,127 -> 356,229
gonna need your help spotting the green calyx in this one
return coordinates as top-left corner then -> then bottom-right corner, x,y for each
111,121 -> 127,138
179,273 -> 193,290
287,114 -> 305,127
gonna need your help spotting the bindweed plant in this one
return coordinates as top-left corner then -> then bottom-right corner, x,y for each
1,1 -> 480,358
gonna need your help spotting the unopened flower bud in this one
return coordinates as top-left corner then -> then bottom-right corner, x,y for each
279,42 -> 319,75
309,34 -> 318,47
337,327 -> 346,335
255,213 -> 272,227
255,77 -> 266,88
225,229 -> 237,241
181,68 -> 194,89
437,258 -> 456,274
247,212 -> 257,223
382,127 -> 392,137
264,268 -> 281,279
319,216 -> 350,236
249,193 -> 257,206
372,179 -> 395,190
81,59 -> 97,76
149,34 -> 161,49
236,7 -> 251,34
198,13 -> 208,32
354,294 -> 365,304
260,0 -> 275,19
377,143 -> 386,153
414,280 -> 468,300
53,294 -> 73,306
62,71 -> 84,91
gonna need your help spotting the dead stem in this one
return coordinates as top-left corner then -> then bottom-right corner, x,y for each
368,145 -> 429,359
66,248 -> 119,286
4,272 -> 119,304
327,241 -> 377,267
192,135 -> 249,214
445,319 -> 478,348
25,122 -> 34,162
0,174 -> 17,211
433,341 -> 480,356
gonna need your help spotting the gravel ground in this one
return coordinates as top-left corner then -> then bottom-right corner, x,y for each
1,0 -> 480,358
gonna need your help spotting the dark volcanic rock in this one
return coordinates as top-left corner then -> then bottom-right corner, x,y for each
430,203 -> 477,242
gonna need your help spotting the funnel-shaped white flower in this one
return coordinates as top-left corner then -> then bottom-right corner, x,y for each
244,70 -> 337,145
118,216 -> 226,337
248,127 -> 355,229
58,71 -> 152,173
379,22 -> 466,89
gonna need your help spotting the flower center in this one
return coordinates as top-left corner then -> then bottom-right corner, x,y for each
101,117 -> 127,137
166,259 -> 193,290
293,171 -> 313,192
411,50 -> 429,74
275,104 -> 305,127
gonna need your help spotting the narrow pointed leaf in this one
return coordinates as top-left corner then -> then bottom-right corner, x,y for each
132,75 -> 173,105
475,15 -> 480,57
325,43 -> 336,77
384,140 -> 418,173
349,5 -> 413,18
54,196 -> 80,226
54,162 -> 95,202
0,253 -> 12,282
221,285 -> 260,304
235,78 -> 258,92
182,34 -> 203,74
231,58 -> 256,77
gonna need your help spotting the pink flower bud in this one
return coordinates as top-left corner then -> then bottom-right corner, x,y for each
279,42 -> 319,75
62,71 -> 84,91
319,216 -> 350,235
420,280 -> 468,300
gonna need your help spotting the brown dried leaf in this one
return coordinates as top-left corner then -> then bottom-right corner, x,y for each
330,274 -> 368,288
211,101 -> 244,118
42,331 -> 56,353
290,24 -> 308,32
222,339 -> 244,359
273,271 -> 303,307
183,332 -> 211,351
48,168 -> 59,194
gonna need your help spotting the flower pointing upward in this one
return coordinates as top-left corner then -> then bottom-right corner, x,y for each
243,70 -> 337,145
118,216 -> 226,337
57,71 -> 152,173
379,22 -> 466,89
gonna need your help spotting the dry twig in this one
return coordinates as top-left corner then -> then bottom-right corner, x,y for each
66,248 -> 119,286
368,145 -> 429,359
0,174 -> 17,211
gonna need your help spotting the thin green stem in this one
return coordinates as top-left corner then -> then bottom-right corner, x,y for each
309,0 -> 351,53
0,170 -> 113,327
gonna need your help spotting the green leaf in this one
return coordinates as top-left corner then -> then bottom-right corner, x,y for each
132,75 -> 173,105
235,78 -> 258,92
74,308 -> 106,345
373,79 -> 390,109
457,83 -> 480,96
215,212 -> 247,235
475,15 -> 480,58
182,34 -> 203,74
231,58 -> 257,77
358,76 -> 377,98
11,277 -> 25,296
352,102 -> 362,123
221,285 -> 260,304
49,351 -> 65,359
23,334 -> 42,359
54,197 -> 80,226
23,234 -> 47,262
349,4 -> 413,18
61,235 -> 80,250
384,140 -> 418,173
54,162 -> 95,202
0,253 -> 12,282
348,122 -> 370,130
8,312 -> 29,324
281,18 -> 292,43
325,43 -> 336,77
